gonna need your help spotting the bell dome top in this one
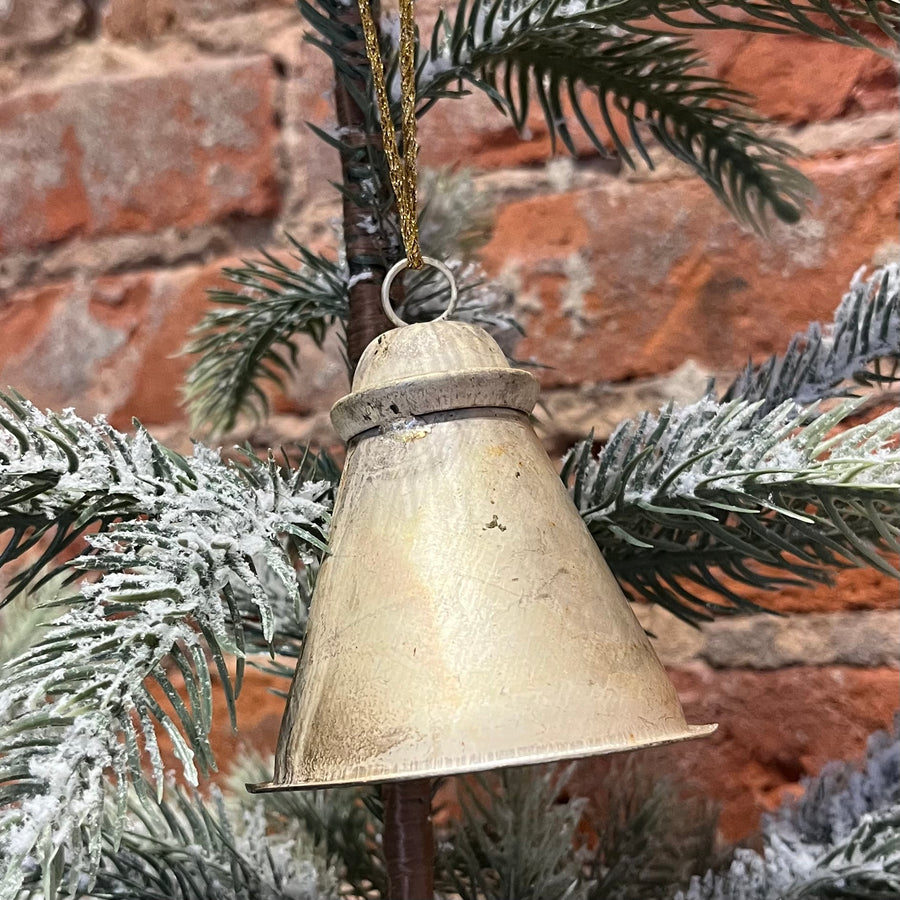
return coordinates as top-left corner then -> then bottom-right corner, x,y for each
331,320 -> 539,441
353,321 -> 510,391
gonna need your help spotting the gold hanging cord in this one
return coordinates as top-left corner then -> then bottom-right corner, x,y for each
357,0 -> 423,269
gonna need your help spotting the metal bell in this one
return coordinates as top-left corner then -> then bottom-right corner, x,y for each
251,317 -> 715,792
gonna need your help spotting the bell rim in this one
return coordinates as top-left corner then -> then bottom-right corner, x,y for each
330,366 -> 539,440
246,723 -> 717,793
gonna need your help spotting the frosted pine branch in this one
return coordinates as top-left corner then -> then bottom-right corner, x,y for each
678,724 -> 900,900
724,264 -> 900,415
0,390 -> 179,603
16,786 -> 332,900
92,788 -> 328,900
775,718 -> 900,847
0,592 -> 53,666
0,401 -> 331,900
227,753 -> 388,898
564,398 -> 900,622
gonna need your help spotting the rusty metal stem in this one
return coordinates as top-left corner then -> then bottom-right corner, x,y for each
329,5 -> 433,898
382,779 -> 435,900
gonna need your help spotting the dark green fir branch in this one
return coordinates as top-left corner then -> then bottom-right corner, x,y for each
410,0 -> 896,229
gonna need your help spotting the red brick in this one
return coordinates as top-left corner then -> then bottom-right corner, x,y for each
103,0 -> 178,41
0,57 -> 278,254
420,90 -> 558,171
572,665 -> 900,841
483,144 -> 899,387
101,0 -> 296,42
853,53 -> 900,112
0,283 -> 70,372
700,32 -> 899,123
0,261 -> 234,425
759,568 -> 899,615
0,252 -> 345,429
1,274 -> 154,415
115,250 -> 352,428
175,0 -> 294,21
0,0 -> 85,53
281,42 -> 344,217
111,261 -> 238,429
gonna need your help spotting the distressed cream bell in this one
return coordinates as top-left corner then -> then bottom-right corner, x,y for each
250,319 -> 714,792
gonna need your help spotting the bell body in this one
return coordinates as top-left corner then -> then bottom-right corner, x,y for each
251,321 -> 713,792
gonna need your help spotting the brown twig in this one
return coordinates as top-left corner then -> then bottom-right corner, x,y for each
382,779 -> 435,900
329,5 -> 434,898
331,1 -> 398,371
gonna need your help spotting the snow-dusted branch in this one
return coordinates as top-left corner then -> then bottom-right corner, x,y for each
0,401 -> 331,900
565,397 -> 900,622
724,264 -> 900,415
678,724 -> 900,900
13,785 -> 332,900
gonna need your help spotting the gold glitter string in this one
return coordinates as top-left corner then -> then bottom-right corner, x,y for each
357,0 -> 423,268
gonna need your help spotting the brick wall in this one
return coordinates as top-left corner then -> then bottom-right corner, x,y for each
1,0 -> 898,840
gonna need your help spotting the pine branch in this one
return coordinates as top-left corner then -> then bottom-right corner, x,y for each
723,264 -> 900,415
585,759 -> 720,900
678,723 -> 900,900
437,766 -> 585,900
17,786 -> 332,900
228,554 -> 312,669
775,719 -> 899,847
0,391 -> 172,603
785,808 -> 900,900
563,398 -> 900,623
414,0 -> 897,117
602,0 -> 898,49
570,265 -> 899,624
0,393 -> 331,605
416,8 -> 815,229
182,241 -> 348,436
437,761 -> 720,900
0,591 -> 55,666
96,789 -> 329,900
0,401 -> 331,900
227,753 -> 388,899
680,811 -> 900,900
182,183 -> 519,436
411,0 -> 896,230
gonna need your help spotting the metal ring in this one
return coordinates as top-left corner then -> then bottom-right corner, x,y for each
381,256 -> 459,328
